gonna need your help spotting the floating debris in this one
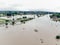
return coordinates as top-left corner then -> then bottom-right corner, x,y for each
56,44 -> 57,45
34,29 -> 38,32
22,28 -> 25,30
40,39 -> 44,43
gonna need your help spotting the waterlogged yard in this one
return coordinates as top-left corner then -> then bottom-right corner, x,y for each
50,13 -> 60,21
0,19 -> 6,24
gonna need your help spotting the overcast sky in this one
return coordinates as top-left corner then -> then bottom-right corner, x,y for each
0,0 -> 60,12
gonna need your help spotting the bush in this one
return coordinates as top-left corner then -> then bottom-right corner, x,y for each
20,20 -> 25,24
23,16 -> 27,19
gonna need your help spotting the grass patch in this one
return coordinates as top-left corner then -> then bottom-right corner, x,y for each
0,18 -> 12,24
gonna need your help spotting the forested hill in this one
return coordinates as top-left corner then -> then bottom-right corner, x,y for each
0,11 -> 60,15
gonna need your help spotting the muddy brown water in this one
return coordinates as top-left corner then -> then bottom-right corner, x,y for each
0,15 -> 60,45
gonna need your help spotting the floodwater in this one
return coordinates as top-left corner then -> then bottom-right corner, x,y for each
0,15 -> 60,45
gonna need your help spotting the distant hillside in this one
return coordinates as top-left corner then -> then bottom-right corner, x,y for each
0,11 -> 60,15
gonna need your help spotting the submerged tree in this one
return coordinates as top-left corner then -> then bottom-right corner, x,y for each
12,18 -> 15,25
5,20 -> 8,28
56,35 -> 60,39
